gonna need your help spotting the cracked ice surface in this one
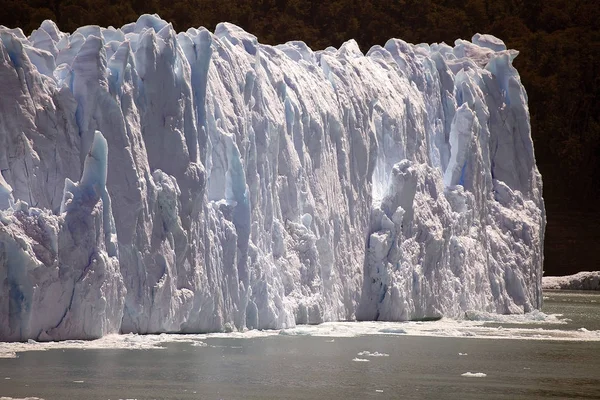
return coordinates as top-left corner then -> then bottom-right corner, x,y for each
0,15 -> 544,341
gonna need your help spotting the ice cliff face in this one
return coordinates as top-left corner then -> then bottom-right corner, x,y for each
0,16 -> 545,341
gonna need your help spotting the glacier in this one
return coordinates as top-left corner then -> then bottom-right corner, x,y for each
0,16 -> 545,341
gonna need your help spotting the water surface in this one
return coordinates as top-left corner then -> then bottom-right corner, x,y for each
0,291 -> 598,400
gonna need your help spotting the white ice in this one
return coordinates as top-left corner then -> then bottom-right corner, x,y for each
543,272 -> 600,291
0,14 -> 544,341
1,317 -> 599,359
0,398 -> 44,400
357,351 -> 389,357
461,372 -> 487,378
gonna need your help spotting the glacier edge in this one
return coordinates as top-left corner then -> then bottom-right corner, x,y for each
0,15 -> 544,341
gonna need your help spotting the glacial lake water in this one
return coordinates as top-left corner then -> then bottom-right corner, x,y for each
0,291 -> 599,400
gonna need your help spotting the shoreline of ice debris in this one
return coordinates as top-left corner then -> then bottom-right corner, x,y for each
542,272 -> 600,291
1,316 -> 599,359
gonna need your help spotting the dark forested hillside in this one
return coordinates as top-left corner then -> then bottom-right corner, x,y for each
1,0 -> 599,276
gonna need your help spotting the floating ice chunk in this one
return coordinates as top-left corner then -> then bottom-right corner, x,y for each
461,372 -> 487,378
357,351 -> 389,357
464,310 -> 567,324
0,352 -> 17,359
0,398 -> 44,400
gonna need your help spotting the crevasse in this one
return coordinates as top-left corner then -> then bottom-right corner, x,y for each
0,16 -> 545,341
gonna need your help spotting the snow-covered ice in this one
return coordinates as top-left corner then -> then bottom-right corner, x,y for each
0,14 -> 545,341
543,272 -> 600,291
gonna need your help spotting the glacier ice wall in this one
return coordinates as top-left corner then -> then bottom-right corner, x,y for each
0,17 -> 545,341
